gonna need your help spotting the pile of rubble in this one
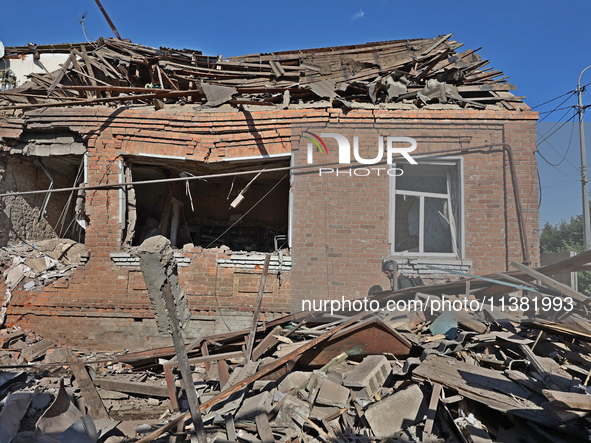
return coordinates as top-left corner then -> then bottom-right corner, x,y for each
1,238 -> 84,291
1,249 -> 591,442
0,323 -> 174,442
0,297 -> 590,441
0,34 -> 526,112
0,238 -> 85,325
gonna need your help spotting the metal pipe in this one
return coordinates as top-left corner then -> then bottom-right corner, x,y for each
502,143 -> 531,264
94,0 -> 122,40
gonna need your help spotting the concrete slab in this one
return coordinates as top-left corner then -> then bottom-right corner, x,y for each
274,395 -> 309,440
44,347 -> 69,364
277,371 -> 309,393
315,378 -> 349,408
343,355 -> 391,399
235,391 -> 272,421
364,384 -> 426,438
326,361 -> 354,383
310,404 -> 341,421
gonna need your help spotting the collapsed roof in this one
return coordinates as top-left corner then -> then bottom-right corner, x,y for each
0,34 -> 527,111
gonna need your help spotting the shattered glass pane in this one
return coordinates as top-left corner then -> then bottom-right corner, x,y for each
424,197 -> 453,253
396,164 -> 448,194
394,195 -> 419,252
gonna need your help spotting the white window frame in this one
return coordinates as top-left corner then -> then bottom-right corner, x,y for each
389,156 -> 464,258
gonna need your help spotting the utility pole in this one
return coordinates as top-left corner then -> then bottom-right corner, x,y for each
578,66 -> 591,250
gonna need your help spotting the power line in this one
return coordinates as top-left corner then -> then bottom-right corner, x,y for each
538,94 -> 576,124
531,90 -> 576,110
537,107 -> 574,143
531,80 -> 591,112
537,105 -> 575,115
537,111 -> 578,147
536,109 -> 577,167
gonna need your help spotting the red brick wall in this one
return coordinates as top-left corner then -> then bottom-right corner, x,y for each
0,106 -> 538,348
290,115 -> 539,305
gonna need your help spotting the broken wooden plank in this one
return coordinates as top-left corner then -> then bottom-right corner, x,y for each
225,414 -> 237,441
163,364 -> 180,411
80,45 -> 98,97
423,383 -> 442,435
67,351 -> 109,420
464,425 -> 495,443
201,341 -> 211,371
21,339 -> 54,362
218,359 -> 230,390
94,0 -> 122,39
165,351 -> 244,369
518,343 -> 570,391
413,354 -> 562,428
166,335 -> 204,365
46,53 -> 74,96
163,280 -> 206,442
93,377 -> 170,398
255,413 -> 274,443
510,261 -> 588,303
542,390 -> 591,411
245,253 -> 271,361
117,313 -> 297,364
136,311 -> 368,443
421,33 -> 453,55
532,321 -> 591,342
252,325 -> 283,361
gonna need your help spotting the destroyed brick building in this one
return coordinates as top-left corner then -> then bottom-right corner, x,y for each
0,35 -> 539,349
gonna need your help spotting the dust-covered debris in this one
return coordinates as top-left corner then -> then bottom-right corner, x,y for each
0,35 -> 525,112
0,251 -> 589,442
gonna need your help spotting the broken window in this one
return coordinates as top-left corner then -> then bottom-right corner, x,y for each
391,160 -> 462,256
0,154 -> 85,246
124,156 -> 290,252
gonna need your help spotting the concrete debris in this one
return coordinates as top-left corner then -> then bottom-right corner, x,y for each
342,354 -> 391,399
273,395 -> 309,439
0,35 -> 524,111
364,384 -> 426,438
0,391 -> 32,443
0,253 -> 589,442
137,235 -> 190,334
313,378 -> 349,407
0,239 -> 84,295
277,371 -> 309,393
21,339 -> 55,362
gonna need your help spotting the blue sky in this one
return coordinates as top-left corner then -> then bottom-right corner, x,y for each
2,1 -> 590,227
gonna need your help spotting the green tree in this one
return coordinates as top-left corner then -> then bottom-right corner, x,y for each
540,214 -> 591,294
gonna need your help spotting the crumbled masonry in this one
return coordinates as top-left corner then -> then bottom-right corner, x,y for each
0,30 -> 581,442
137,235 -> 190,334
0,32 -> 540,346
0,35 -> 527,110
0,249 -> 589,441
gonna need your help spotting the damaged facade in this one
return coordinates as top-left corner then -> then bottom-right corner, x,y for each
0,35 -> 538,348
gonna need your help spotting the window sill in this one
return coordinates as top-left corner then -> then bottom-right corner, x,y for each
110,252 -> 191,268
217,252 -> 292,272
387,257 -> 472,276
